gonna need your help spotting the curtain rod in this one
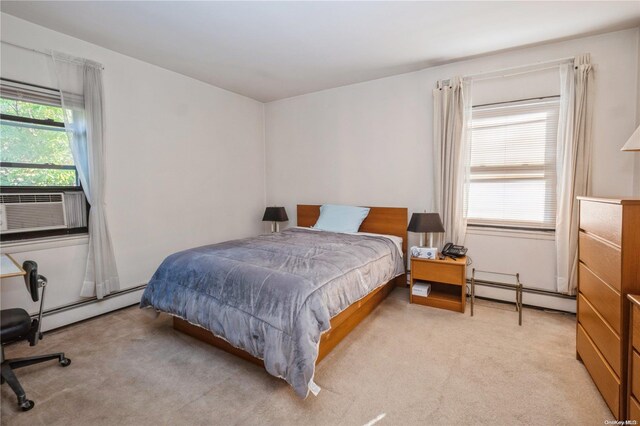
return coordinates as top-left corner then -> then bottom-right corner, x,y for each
2,40 -> 50,57
463,56 -> 575,82
473,94 -> 560,109
1,40 -> 104,70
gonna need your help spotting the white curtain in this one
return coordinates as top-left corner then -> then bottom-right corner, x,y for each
51,52 -> 120,299
555,54 -> 593,295
432,77 -> 472,247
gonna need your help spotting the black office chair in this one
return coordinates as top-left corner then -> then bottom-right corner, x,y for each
1,261 -> 71,411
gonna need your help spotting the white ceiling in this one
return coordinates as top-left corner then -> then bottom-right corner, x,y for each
2,1 -> 640,102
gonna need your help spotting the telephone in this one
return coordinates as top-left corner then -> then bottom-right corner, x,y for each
441,242 -> 467,259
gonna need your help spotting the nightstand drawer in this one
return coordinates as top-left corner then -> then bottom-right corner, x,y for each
412,260 -> 463,285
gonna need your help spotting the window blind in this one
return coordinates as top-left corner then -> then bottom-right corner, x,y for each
0,79 -> 62,107
0,79 -> 83,109
467,97 -> 560,230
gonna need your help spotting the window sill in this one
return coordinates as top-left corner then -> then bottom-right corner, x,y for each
0,234 -> 89,253
466,226 -> 555,241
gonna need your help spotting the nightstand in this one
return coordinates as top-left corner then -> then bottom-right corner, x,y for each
410,256 -> 467,313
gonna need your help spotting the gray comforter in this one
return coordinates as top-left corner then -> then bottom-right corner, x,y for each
140,227 -> 404,398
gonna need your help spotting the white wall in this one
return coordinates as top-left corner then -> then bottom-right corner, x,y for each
0,13 -> 266,329
266,28 -> 640,312
2,14 -> 637,322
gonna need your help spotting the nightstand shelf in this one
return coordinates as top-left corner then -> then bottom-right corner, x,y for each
410,256 -> 467,313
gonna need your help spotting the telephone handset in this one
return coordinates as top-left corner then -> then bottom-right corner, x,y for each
441,242 -> 467,259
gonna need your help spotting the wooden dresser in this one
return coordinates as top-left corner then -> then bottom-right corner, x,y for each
628,295 -> 640,422
576,197 -> 640,420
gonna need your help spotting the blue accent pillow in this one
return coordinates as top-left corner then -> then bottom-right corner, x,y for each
313,204 -> 370,233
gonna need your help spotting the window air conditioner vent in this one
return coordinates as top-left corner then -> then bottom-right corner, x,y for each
0,193 -> 63,204
0,192 -> 68,234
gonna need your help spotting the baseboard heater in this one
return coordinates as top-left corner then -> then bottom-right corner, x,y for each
31,283 -> 147,319
33,278 -> 573,320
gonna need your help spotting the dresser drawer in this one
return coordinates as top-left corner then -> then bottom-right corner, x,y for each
577,324 -> 620,417
632,350 -> 640,400
579,232 -> 622,292
634,304 -> 640,350
579,200 -> 622,246
411,260 -> 463,285
579,264 -> 621,334
630,396 -> 640,422
578,294 -> 621,376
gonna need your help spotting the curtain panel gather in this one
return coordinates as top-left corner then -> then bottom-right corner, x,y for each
555,54 -> 594,295
51,51 -> 120,299
432,77 -> 472,247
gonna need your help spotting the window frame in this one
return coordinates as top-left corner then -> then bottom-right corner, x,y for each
0,79 -> 88,242
0,112 -> 81,188
466,96 -> 560,233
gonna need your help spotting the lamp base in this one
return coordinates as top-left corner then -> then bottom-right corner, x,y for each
418,233 -> 436,248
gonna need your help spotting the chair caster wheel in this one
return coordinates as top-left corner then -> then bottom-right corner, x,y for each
19,399 -> 34,411
59,357 -> 71,367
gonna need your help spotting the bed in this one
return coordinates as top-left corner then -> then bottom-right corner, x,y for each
140,205 -> 407,398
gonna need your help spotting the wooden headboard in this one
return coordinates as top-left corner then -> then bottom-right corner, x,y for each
297,205 -> 408,255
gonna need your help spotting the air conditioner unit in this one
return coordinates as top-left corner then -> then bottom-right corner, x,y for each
0,193 -> 68,234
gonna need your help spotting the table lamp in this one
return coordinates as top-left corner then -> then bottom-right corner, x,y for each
621,125 -> 640,151
262,207 -> 288,232
407,212 -> 445,248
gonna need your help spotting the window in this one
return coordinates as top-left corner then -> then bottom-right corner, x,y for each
467,97 -> 560,231
0,79 -> 87,241
1,80 -> 79,187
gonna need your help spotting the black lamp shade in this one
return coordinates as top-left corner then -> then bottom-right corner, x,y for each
262,207 -> 288,222
407,213 -> 445,233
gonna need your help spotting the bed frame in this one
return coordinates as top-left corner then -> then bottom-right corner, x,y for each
173,204 -> 408,366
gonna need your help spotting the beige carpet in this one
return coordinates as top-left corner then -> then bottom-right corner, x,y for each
1,288 -> 611,425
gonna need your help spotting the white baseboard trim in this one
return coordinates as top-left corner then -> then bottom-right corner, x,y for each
40,288 -> 145,332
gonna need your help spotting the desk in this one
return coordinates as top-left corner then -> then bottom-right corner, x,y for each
1,254 -> 25,278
